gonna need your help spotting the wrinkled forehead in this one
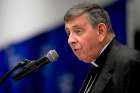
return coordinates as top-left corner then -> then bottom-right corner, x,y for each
65,14 -> 89,28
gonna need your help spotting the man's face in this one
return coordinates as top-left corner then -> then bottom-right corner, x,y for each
65,14 -> 101,63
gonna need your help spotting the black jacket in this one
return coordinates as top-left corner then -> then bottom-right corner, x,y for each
80,39 -> 140,93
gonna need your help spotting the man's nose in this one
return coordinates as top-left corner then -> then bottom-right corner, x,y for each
68,33 -> 77,45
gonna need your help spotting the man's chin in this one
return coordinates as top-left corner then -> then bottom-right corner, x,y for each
78,57 -> 91,64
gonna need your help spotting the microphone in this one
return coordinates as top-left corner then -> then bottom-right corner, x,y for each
13,49 -> 59,80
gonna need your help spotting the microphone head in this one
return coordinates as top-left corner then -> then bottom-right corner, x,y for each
46,49 -> 59,62
13,49 -> 59,81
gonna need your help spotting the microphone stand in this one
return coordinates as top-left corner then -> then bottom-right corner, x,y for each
0,59 -> 30,84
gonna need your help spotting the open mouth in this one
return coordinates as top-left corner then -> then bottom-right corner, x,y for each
72,47 -> 80,53
73,49 -> 80,53
74,49 -> 77,51
73,48 -> 78,51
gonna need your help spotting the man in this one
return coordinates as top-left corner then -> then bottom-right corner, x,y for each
64,2 -> 140,93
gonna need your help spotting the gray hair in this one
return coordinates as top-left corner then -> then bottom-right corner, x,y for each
64,2 -> 113,33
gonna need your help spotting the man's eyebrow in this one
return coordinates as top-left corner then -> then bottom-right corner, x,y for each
65,25 -> 80,31
72,24 -> 84,28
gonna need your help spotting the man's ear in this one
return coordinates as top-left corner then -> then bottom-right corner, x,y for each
97,23 -> 107,42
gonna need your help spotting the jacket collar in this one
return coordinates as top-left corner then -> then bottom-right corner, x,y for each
91,39 -> 121,93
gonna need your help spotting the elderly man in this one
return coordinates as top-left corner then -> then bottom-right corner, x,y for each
64,2 -> 140,93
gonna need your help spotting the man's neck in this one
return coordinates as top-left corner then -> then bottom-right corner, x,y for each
91,35 -> 114,67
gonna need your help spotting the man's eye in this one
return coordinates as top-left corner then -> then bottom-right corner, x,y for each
75,29 -> 81,32
74,29 -> 83,34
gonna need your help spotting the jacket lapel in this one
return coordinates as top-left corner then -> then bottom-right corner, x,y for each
90,66 -> 113,93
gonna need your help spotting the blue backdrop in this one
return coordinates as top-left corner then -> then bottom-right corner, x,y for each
0,0 -> 126,93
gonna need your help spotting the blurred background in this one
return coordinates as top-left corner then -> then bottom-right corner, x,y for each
0,0 -> 139,93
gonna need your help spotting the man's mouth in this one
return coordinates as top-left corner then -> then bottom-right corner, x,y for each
74,49 -> 77,51
73,49 -> 80,53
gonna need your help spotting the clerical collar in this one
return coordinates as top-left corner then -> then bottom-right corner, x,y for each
91,38 -> 113,68
91,61 -> 99,67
